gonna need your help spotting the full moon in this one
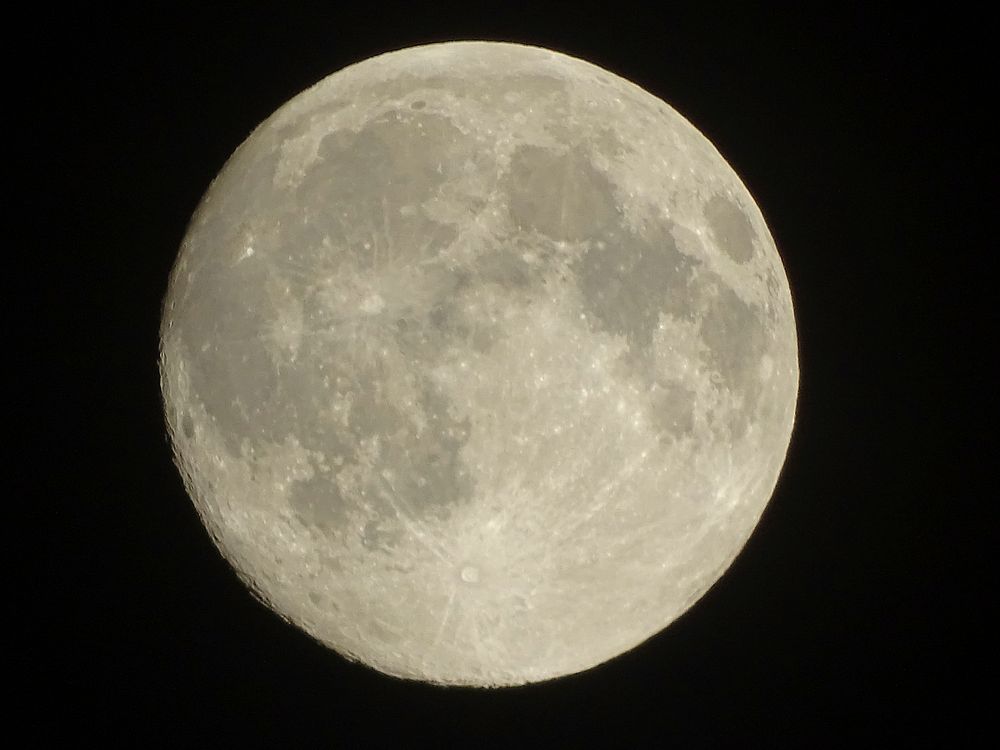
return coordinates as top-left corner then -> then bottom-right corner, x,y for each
160,41 -> 798,686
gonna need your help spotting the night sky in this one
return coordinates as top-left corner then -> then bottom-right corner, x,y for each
30,4 -> 985,745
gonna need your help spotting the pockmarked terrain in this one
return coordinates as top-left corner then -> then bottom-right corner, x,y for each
160,42 -> 798,686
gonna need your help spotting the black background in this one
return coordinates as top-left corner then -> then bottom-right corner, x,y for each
30,3 -> 985,746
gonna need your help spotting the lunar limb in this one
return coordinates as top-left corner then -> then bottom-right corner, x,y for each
160,41 -> 798,686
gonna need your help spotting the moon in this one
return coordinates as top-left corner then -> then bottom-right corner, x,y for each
159,41 -> 798,687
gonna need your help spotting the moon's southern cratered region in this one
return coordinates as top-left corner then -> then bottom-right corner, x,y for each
159,41 -> 798,687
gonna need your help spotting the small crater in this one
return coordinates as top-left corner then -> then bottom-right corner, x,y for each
410,99 -> 426,109
460,565 -> 480,583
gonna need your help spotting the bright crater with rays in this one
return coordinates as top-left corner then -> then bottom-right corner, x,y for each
160,41 -> 798,686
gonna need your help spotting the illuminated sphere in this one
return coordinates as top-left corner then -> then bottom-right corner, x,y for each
159,41 -> 798,686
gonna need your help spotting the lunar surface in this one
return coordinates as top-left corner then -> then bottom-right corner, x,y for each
159,41 -> 798,686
